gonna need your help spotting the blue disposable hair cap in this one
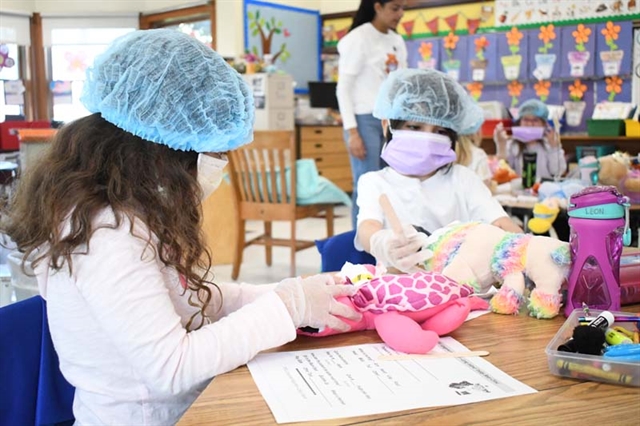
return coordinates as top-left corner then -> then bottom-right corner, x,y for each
373,68 -> 484,134
81,29 -> 255,152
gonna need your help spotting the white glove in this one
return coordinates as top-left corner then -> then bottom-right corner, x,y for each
274,275 -> 362,332
369,225 -> 433,272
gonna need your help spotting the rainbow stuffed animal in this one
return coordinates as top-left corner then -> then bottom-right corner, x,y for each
422,222 -> 571,319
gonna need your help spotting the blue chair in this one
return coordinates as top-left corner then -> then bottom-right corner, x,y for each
315,230 -> 376,273
0,296 -> 75,426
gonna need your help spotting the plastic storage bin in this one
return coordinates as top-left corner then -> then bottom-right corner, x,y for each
545,309 -> 640,387
624,119 -> 640,136
575,145 -> 616,159
587,119 -> 625,136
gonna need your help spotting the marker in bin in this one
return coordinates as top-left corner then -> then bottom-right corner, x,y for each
558,311 -> 614,353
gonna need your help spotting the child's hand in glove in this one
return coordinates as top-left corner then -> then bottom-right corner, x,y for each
369,225 -> 433,272
275,275 -> 362,332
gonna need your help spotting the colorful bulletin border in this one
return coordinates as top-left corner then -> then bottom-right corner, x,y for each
244,0 -> 322,93
494,0 -> 640,27
323,1 -> 495,48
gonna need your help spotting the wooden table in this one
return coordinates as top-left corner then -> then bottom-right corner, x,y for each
178,305 -> 640,426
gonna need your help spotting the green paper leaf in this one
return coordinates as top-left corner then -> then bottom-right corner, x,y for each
274,28 -> 281,34
609,91 -> 616,101
259,18 -> 265,26
576,44 -> 585,52
251,29 -> 259,37
248,11 -> 254,20
538,46 -> 546,53
278,21 -> 282,27
265,22 -> 271,31
256,10 -> 260,19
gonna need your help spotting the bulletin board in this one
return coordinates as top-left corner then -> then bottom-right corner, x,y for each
321,0 -> 638,133
244,0 -> 321,93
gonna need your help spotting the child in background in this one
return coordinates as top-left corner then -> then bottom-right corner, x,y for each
456,127 -> 492,187
493,99 -> 567,181
355,68 -> 522,273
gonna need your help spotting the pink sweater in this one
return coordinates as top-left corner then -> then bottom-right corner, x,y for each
35,209 -> 295,425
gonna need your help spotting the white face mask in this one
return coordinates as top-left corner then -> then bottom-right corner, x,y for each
197,153 -> 228,201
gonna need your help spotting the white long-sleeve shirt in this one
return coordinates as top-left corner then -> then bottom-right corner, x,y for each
35,209 -> 296,425
504,138 -> 567,181
336,23 -> 407,130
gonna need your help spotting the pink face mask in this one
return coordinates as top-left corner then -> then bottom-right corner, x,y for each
512,126 -> 544,143
381,130 -> 456,176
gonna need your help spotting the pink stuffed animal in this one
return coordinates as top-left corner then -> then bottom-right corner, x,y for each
299,266 -> 489,354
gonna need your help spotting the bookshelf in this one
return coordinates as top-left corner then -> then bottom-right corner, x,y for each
481,135 -> 640,158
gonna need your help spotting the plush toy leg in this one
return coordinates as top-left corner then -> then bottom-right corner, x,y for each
528,288 -> 562,319
490,273 -> 525,315
442,257 -> 480,293
374,312 -> 439,354
419,299 -> 471,336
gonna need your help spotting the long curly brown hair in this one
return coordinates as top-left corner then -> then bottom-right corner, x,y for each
2,113 -> 219,330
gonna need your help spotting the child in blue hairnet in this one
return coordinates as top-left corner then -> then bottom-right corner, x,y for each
355,68 -> 522,272
1,30 -> 360,426
493,99 -> 567,181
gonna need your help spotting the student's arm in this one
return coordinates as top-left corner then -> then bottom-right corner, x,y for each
493,122 -> 510,160
74,222 -> 296,397
462,167 -> 523,233
357,219 -> 383,252
492,216 -> 523,233
542,130 -> 567,178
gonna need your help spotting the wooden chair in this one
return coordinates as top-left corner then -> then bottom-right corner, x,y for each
227,130 -> 335,279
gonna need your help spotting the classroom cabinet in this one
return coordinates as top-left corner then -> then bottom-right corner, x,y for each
243,73 -> 295,130
297,125 -> 352,193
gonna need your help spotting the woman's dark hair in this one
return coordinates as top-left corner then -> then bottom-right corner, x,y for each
385,119 -> 458,174
1,113 -> 219,330
350,0 -> 393,31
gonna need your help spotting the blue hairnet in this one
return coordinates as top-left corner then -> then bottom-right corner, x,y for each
373,68 -> 484,134
81,29 -> 254,152
518,99 -> 549,121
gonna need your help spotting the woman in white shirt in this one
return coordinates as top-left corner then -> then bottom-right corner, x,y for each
1,30 -> 360,426
336,0 -> 408,229
355,69 -> 522,272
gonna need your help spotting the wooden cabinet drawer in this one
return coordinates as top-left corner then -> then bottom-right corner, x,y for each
302,153 -> 351,168
300,126 -> 343,141
317,166 -> 352,181
333,178 -> 353,193
301,139 -> 347,155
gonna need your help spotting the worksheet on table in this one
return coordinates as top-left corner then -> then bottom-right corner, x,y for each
247,337 -> 537,424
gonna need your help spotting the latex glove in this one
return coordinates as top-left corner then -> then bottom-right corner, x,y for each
369,225 -> 433,272
274,275 -> 362,332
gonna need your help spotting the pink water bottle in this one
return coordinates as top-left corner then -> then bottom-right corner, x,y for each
565,186 -> 631,317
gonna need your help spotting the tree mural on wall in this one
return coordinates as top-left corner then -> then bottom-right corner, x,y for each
247,9 -> 291,63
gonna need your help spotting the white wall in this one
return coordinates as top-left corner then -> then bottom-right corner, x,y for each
319,0 -> 357,14
13,0 -> 320,58
1,0 -> 35,13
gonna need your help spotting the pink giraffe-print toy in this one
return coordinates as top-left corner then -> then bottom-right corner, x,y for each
298,267 -> 489,354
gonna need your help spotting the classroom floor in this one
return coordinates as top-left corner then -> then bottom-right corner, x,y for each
212,204 -> 352,285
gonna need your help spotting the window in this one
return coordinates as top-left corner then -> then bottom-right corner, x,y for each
140,4 -> 216,49
164,21 -> 213,47
44,20 -> 137,123
1,43 -> 22,121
